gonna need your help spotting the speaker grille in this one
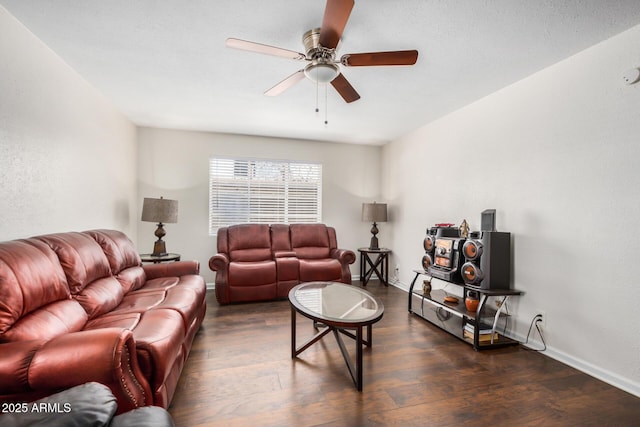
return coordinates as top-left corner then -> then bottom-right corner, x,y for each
462,240 -> 483,261
423,236 -> 436,253
422,254 -> 433,270
462,262 -> 483,285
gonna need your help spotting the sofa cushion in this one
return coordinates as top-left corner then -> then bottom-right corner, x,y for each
1,299 -> 88,342
229,261 -> 277,286
0,239 -> 73,338
85,312 -> 141,331
271,224 -> 292,252
35,233 -> 125,318
74,277 -> 126,319
290,224 -> 331,259
35,233 -> 112,293
84,229 -> 141,274
299,258 -> 343,282
131,309 -> 186,388
227,224 -> 272,262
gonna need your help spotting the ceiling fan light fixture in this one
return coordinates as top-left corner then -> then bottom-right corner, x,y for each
304,62 -> 340,84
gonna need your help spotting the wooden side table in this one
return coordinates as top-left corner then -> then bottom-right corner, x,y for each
358,247 -> 391,286
139,253 -> 181,264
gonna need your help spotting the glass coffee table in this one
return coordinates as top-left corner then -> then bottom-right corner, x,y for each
288,281 -> 384,391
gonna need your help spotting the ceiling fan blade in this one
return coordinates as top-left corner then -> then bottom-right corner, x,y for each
319,0 -> 354,49
264,70 -> 306,96
226,38 -> 306,60
330,73 -> 360,103
341,50 -> 419,66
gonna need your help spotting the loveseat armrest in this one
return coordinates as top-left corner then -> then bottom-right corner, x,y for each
209,253 -> 230,304
274,251 -> 297,258
143,260 -> 200,279
0,328 -> 152,414
331,248 -> 356,265
208,253 -> 229,272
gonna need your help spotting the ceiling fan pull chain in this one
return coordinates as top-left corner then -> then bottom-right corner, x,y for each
324,84 -> 328,126
315,78 -> 320,114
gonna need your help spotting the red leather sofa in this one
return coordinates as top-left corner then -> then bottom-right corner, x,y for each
0,230 -> 206,413
209,223 -> 355,304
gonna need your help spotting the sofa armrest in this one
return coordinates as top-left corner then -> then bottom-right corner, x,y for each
209,253 -> 230,304
0,328 -> 152,414
274,251 -> 297,258
0,339 -> 47,394
142,260 -> 200,279
331,248 -> 356,265
208,253 -> 229,272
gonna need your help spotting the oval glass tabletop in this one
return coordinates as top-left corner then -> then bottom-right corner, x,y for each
289,281 -> 384,324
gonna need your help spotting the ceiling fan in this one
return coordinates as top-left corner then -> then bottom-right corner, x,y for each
226,0 -> 419,103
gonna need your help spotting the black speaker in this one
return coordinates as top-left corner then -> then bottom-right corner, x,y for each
461,231 -> 510,289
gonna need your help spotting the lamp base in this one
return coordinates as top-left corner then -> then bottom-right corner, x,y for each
369,236 -> 379,250
369,222 -> 379,250
151,222 -> 168,256
151,240 -> 167,257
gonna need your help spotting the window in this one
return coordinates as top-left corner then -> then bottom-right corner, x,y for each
209,157 -> 322,234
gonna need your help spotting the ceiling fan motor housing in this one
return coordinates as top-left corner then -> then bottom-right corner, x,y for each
303,28 -> 340,83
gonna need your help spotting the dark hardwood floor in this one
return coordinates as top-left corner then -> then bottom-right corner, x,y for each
169,282 -> 640,426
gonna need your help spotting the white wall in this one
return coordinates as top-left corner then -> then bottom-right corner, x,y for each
137,127 -> 382,283
382,24 -> 640,396
0,6 -> 137,240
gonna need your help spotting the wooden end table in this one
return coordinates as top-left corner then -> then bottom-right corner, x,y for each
139,253 -> 181,264
358,247 -> 391,286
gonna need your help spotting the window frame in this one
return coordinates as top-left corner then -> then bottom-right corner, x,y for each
208,156 -> 323,235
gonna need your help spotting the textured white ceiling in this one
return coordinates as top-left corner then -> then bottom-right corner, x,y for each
3,0 -> 640,145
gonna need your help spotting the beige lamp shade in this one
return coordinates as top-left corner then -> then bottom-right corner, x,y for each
141,196 -> 178,256
362,202 -> 387,223
141,197 -> 178,224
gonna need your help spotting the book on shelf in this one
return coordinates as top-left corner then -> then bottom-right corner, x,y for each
464,323 -> 494,335
463,329 -> 498,342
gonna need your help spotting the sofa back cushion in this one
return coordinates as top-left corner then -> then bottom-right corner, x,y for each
226,224 -> 272,262
290,224 -> 332,259
270,224 -> 292,253
36,232 -> 125,319
84,229 -> 145,293
0,239 -> 87,342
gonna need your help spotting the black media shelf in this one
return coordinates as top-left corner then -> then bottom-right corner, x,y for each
408,269 -> 523,351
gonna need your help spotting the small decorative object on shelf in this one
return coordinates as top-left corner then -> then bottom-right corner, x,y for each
443,295 -> 459,304
459,219 -> 469,238
465,290 -> 479,312
422,278 -> 432,294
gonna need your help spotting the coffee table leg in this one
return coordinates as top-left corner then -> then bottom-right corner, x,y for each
291,306 -> 296,359
356,326 -> 363,391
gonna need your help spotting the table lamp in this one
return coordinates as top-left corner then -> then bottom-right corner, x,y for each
141,196 -> 178,256
362,202 -> 387,250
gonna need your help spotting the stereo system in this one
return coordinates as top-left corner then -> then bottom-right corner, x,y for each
422,218 -> 511,290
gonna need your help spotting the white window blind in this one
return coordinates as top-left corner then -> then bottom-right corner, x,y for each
209,157 -> 322,234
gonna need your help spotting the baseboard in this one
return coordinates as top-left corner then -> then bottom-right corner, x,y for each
513,333 -> 640,398
394,278 -> 640,398
206,282 -> 215,290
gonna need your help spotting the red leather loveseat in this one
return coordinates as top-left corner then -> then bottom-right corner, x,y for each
209,223 -> 355,304
0,229 -> 206,413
